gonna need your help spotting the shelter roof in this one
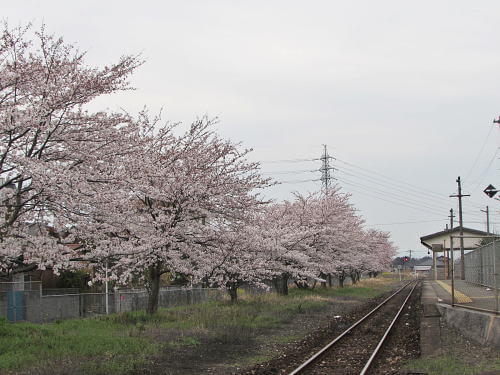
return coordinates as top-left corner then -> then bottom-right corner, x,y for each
420,226 -> 488,242
420,226 -> 489,251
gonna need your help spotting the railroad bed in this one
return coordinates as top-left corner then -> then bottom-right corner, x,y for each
289,281 -> 419,375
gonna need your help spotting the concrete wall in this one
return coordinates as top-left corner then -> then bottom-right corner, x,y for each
25,292 -> 42,323
437,303 -> 500,348
0,288 -> 224,323
41,294 -> 80,322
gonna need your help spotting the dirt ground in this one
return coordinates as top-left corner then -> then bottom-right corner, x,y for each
233,283 -> 421,375
139,281 -> 417,375
141,296 -> 364,375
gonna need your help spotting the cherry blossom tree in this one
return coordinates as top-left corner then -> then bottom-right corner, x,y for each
305,189 -> 365,288
0,22 -> 397,313
257,188 -> 395,292
364,229 -> 397,277
256,196 -> 320,295
202,219 -> 270,302
64,113 -> 271,313
0,23 -> 142,277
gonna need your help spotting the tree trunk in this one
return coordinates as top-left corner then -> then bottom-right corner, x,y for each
274,274 -> 289,295
338,273 -> 345,288
227,283 -> 238,303
328,274 -> 332,287
201,276 -> 210,288
320,273 -> 327,288
350,272 -> 358,285
339,277 -> 345,288
294,280 -> 309,289
146,265 -> 161,315
282,275 -> 289,295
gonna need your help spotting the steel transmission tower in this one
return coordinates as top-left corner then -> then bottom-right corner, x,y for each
320,145 -> 334,194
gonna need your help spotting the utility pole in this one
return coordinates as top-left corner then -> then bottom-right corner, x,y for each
448,209 -> 455,279
320,145 -> 333,195
450,208 -> 455,305
450,176 -> 470,280
481,206 -> 490,235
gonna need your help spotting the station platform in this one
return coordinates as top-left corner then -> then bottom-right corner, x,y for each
430,279 -> 498,312
421,280 -> 500,348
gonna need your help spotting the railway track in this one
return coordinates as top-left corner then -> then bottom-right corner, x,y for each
288,280 -> 419,375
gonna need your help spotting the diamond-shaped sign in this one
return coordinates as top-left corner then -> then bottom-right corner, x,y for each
484,184 -> 498,198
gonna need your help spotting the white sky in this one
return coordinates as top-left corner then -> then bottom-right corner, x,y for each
4,1 -> 500,257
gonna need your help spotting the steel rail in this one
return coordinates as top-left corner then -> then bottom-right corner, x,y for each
288,280 -> 416,375
359,281 -> 418,375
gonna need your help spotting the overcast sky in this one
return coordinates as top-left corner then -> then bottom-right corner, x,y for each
4,1 -> 500,257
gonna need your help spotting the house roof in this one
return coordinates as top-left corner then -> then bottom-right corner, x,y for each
416,258 -> 447,267
416,258 -> 435,267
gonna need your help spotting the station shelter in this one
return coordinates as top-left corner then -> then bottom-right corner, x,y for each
420,226 -> 488,280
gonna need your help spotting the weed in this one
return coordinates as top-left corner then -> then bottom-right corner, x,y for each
405,354 -> 500,375
0,276 -> 397,374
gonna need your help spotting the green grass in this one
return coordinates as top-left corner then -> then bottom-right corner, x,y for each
0,277 -> 397,374
405,354 -> 500,375
289,277 -> 396,299
289,285 -> 384,299
0,298 -> 326,374
0,316 -> 158,374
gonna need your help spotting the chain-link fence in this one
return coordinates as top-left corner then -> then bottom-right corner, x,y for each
464,240 -> 498,289
1,272 -> 391,324
1,283 -> 224,323
442,236 -> 499,314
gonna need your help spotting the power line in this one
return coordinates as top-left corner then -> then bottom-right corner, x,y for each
276,178 -> 321,185
261,169 -> 319,176
261,154 -> 498,222
335,157 -> 448,200
260,167 -> 335,176
371,219 -> 446,226
336,176 -> 447,216
463,123 -> 496,183
335,168 -> 457,214
333,156 -> 486,211
335,166 -> 453,212
259,158 -> 318,164
470,146 -> 499,193
258,154 -> 487,210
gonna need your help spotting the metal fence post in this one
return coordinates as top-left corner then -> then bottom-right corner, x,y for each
494,238 -> 498,314
105,260 -> 109,315
451,236 -> 455,306
13,287 -> 16,322
39,283 -> 42,323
